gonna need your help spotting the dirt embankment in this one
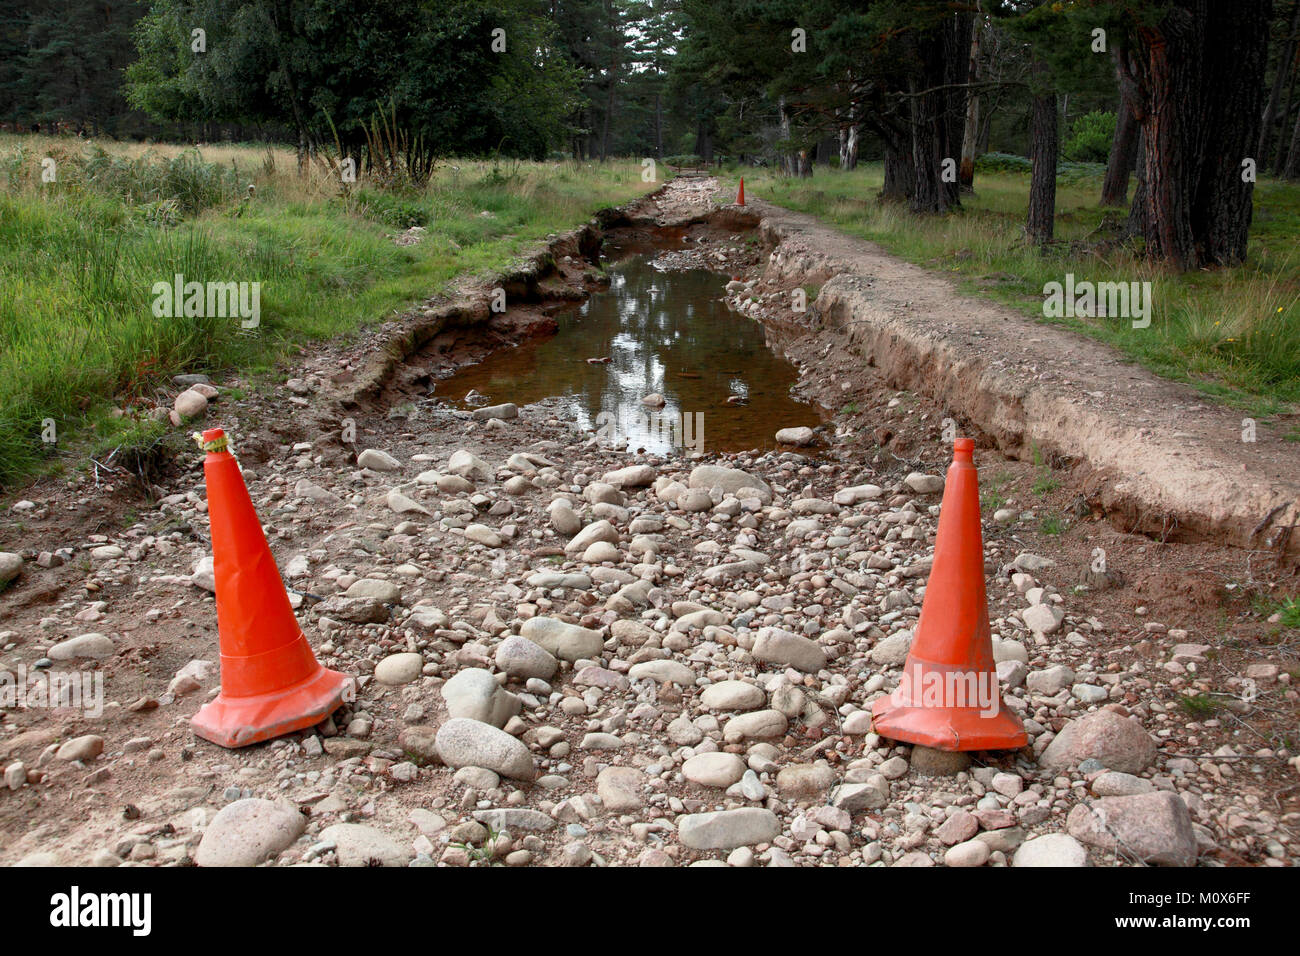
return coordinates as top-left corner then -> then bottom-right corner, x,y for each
738,199 -> 1300,561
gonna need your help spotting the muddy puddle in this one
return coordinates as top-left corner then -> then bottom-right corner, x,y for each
436,238 -> 828,454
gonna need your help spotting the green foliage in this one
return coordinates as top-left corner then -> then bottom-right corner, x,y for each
0,0 -> 147,136
1279,597 -> 1300,629
354,190 -> 429,229
80,146 -> 242,214
976,152 -> 1031,174
126,0 -> 580,160
1178,693 -> 1220,717
1063,111 -> 1117,164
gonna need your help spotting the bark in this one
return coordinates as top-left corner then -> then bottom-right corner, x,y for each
696,118 -> 714,163
778,97 -> 798,176
1258,0 -> 1300,160
942,11 -> 974,208
1101,49 -> 1141,206
1123,0 -> 1272,267
873,111 -> 915,202
839,123 -> 860,171
1284,95 -> 1300,177
654,91 -> 663,158
881,125 -> 915,202
959,9 -> 983,193
907,10 -> 972,212
1026,59 -> 1058,244
1276,25 -> 1300,172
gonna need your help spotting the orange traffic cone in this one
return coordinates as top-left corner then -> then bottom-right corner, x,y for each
190,428 -> 350,748
871,438 -> 1027,751
737,177 -> 745,206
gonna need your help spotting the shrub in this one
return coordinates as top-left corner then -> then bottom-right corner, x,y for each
1063,110 -> 1117,164
976,152 -> 1031,173
355,189 -> 429,227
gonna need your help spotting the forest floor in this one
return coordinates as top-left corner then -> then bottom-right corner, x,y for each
0,174 -> 1296,869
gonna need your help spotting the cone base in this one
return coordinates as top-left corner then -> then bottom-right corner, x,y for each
191,665 -> 349,749
871,695 -> 1027,753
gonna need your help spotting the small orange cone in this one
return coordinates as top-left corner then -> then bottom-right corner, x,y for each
871,438 -> 1027,752
190,428 -> 350,748
737,177 -> 745,206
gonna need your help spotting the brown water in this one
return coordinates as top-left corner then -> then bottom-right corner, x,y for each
437,249 -> 826,455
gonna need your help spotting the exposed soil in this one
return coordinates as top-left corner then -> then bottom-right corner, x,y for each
0,176 -> 1295,869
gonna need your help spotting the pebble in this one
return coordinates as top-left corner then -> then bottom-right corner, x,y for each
374,652 -> 424,685
435,718 -> 535,780
678,808 -> 781,850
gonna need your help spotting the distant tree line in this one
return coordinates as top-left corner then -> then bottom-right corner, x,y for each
1,0 -> 1295,268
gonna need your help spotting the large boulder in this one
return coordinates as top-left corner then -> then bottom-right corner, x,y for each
1040,709 -> 1157,774
1065,792 -> 1197,866
1012,833 -> 1089,867
677,808 -> 781,850
751,627 -> 827,673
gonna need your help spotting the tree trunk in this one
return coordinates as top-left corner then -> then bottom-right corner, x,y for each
959,9 -> 983,193
881,128 -> 915,202
840,123 -> 859,170
1258,0 -> 1300,160
1276,25 -> 1300,173
1026,60 -> 1058,244
654,91 -> 662,158
943,11 -> 973,208
1284,94 -> 1300,176
696,117 -> 714,164
1101,50 -> 1141,206
908,10 -> 972,213
778,97 -> 797,176
1123,1 -> 1271,267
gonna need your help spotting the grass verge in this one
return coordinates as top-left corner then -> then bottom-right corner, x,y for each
0,136 -> 655,491
733,162 -> 1300,416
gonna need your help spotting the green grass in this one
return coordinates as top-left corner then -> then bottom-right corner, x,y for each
1032,473 -> 1061,496
736,162 -> 1300,414
0,137 -> 654,490
979,468 -> 1013,514
1278,597 -> 1300,629
1178,692 -> 1221,717
1039,514 -> 1066,535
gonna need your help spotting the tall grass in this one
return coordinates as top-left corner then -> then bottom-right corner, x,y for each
738,163 -> 1300,413
0,136 -> 653,490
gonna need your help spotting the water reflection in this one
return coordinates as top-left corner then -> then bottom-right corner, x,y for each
438,255 -> 826,454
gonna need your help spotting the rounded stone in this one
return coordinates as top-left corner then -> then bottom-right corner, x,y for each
374,652 -> 424,685
683,752 -> 746,788
195,798 -> 306,867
